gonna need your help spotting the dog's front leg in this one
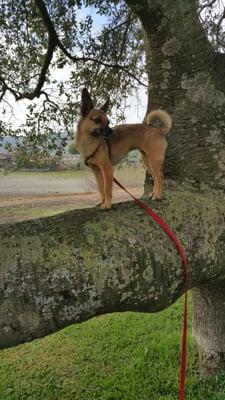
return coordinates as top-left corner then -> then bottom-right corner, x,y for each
100,163 -> 113,210
89,164 -> 105,207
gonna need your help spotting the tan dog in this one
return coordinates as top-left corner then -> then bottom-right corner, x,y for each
75,88 -> 172,210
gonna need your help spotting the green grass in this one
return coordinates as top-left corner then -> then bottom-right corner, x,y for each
0,204 -> 82,221
1,298 -> 225,400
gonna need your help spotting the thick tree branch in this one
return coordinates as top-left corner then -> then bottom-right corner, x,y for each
0,187 -> 224,349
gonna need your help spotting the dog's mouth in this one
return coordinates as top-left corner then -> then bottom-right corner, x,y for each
90,126 -> 113,138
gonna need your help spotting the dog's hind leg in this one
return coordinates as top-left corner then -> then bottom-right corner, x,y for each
142,151 -> 164,200
89,165 -> 105,206
141,151 -> 157,198
147,157 -> 164,200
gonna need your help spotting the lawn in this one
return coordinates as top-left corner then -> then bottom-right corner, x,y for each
1,298 -> 225,400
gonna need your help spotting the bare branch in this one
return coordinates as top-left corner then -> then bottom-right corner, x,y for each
0,81 -> 7,102
216,7 -> 225,47
57,43 -> 148,87
198,0 -> 217,15
0,76 -> 20,101
103,14 -> 136,35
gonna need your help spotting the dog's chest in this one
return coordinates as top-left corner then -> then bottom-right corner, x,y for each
77,137 -> 96,158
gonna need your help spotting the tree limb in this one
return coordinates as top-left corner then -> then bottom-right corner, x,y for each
198,0 -> 217,15
0,187 -> 224,349
216,7 -> 225,47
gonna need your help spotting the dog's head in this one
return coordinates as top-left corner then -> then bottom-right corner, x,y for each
80,88 -> 111,137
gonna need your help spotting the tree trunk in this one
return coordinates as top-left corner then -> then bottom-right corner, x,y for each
127,0 -> 225,193
192,282 -> 225,374
126,0 -> 225,373
0,187 -> 225,349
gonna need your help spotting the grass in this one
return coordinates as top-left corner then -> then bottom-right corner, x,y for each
0,204 -> 84,221
1,298 -> 225,400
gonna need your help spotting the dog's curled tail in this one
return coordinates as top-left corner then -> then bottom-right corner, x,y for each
145,109 -> 172,135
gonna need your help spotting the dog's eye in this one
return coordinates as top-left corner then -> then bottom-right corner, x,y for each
94,117 -> 101,124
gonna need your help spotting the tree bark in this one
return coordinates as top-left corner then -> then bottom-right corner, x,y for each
124,0 -> 225,373
127,0 -> 225,193
192,281 -> 225,374
0,186 -> 225,349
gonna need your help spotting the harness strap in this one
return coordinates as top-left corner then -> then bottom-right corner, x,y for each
85,143 -> 101,166
104,137 -> 111,159
85,138 -> 111,165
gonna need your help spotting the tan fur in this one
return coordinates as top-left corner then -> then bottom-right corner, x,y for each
75,89 -> 172,210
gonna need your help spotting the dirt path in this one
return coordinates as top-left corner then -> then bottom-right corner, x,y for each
0,188 -> 143,224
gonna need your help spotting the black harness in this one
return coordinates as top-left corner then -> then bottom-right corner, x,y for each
85,127 -> 113,166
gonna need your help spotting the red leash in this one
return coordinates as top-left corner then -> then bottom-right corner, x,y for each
113,177 -> 189,400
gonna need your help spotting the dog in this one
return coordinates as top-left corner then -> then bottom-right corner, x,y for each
75,88 -> 172,210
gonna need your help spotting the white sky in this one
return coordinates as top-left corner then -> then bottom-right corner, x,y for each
1,76 -> 147,130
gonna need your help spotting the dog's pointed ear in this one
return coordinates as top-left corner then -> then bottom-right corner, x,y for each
100,98 -> 110,113
81,88 -> 94,116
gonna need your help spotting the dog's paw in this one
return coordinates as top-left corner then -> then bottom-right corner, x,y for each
150,191 -> 162,200
149,191 -> 154,198
96,200 -> 105,208
100,202 -> 112,210
152,194 -> 162,201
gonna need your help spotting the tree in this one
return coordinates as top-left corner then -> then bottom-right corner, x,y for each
68,142 -> 79,154
0,0 -> 225,375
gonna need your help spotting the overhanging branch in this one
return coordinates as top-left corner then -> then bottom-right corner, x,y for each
0,0 -> 146,103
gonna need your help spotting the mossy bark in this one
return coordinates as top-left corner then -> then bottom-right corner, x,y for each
0,186 -> 225,349
127,0 -> 225,193
126,0 -> 225,373
192,282 -> 225,374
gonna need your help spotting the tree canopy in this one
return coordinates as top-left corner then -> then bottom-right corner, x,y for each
0,0 -> 225,154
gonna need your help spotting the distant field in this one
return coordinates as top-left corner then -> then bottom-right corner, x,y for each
1,298 -> 225,400
0,166 -> 145,224
0,166 -> 145,196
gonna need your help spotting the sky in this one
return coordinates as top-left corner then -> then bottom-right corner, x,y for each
2,70 -> 147,130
